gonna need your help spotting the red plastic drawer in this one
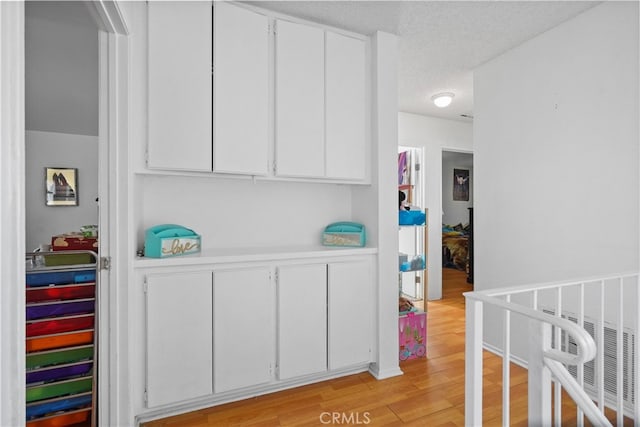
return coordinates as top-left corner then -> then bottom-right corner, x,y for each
26,315 -> 94,338
26,284 -> 95,303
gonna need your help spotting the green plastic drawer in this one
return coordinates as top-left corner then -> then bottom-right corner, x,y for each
26,376 -> 93,403
26,346 -> 93,370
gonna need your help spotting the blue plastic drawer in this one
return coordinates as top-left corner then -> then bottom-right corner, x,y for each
26,392 -> 92,419
26,270 -> 96,287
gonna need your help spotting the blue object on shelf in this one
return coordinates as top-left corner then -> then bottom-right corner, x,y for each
26,270 -> 96,287
322,222 -> 366,247
399,210 -> 426,225
400,255 -> 426,272
144,224 -> 201,258
26,393 -> 92,419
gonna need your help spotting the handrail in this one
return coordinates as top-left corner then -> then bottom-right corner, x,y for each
545,359 -> 612,426
470,271 -> 638,298
465,291 -> 597,365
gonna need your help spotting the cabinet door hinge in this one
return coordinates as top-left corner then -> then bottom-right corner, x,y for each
100,256 -> 111,271
271,21 -> 277,35
274,269 -> 279,284
144,390 -> 148,404
143,278 -> 148,293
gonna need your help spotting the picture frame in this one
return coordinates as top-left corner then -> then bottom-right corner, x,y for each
453,168 -> 469,201
45,167 -> 78,206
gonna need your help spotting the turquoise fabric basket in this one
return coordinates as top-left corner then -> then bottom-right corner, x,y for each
399,210 -> 426,225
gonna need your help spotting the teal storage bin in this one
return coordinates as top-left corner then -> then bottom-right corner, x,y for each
144,224 -> 201,258
322,222 -> 366,247
399,210 -> 426,225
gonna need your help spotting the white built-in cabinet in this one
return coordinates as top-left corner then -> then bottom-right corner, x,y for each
277,264 -> 327,380
325,32 -> 367,180
141,255 -> 373,410
147,1 -> 212,171
274,19 -> 367,180
145,271 -> 213,408
213,267 -> 273,392
212,3 -> 270,175
274,20 -> 325,178
328,260 -> 372,369
146,2 -> 368,182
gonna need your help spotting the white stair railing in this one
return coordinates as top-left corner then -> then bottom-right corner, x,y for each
464,273 -> 640,426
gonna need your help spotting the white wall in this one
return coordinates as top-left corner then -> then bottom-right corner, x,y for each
442,151 -> 473,226
25,131 -> 99,251
474,1 -> 639,359
25,2 -> 98,136
139,177 -> 352,250
398,112 -> 473,300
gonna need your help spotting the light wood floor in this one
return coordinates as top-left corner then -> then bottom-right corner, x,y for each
143,268 -> 628,426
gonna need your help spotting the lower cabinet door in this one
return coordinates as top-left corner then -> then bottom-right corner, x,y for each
277,264 -> 327,380
146,271 -> 213,407
213,267 -> 273,393
328,260 -> 373,370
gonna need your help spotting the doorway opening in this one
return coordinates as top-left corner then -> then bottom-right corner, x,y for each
441,150 -> 473,299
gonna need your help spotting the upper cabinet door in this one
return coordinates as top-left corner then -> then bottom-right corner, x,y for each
148,1 -> 213,172
325,32 -> 367,181
213,3 -> 269,175
275,20 -> 325,178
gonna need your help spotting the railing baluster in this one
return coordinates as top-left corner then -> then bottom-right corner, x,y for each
503,295 -> 511,427
577,282 -> 585,427
599,280 -> 605,413
617,277 -> 624,427
635,275 -> 640,427
554,287 -> 562,426
465,298 -> 483,426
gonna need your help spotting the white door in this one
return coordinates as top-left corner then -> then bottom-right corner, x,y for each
213,3 -> 269,175
213,267 -> 273,392
147,1 -> 212,171
277,264 -> 327,380
328,260 -> 372,369
145,271 -> 213,407
325,32 -> 367,180
275,19 -> 325,178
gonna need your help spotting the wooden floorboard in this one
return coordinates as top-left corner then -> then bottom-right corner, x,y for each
143,268 -> 630,426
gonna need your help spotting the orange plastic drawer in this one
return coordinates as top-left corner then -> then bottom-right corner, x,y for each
26,330 -> 94,353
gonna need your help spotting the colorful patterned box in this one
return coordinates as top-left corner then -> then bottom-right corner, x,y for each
51,234 -> 98,252
399,311 -> 426,361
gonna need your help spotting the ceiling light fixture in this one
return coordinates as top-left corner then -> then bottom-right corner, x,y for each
431,92 -> 454,108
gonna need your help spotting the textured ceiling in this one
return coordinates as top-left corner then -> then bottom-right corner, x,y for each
249,1 -> 600,122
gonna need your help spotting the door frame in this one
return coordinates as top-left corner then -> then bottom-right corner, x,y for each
0,1 -> 129,425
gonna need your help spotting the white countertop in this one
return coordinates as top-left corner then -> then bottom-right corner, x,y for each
134,245 -> 378,268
